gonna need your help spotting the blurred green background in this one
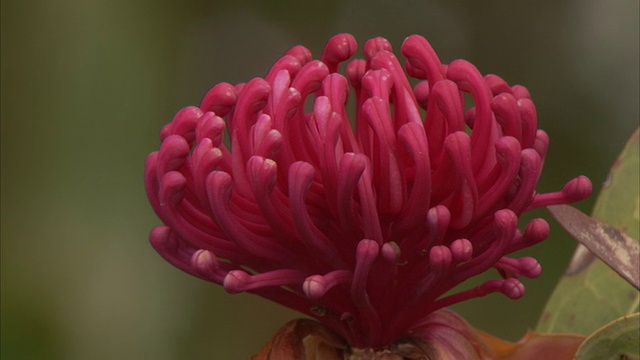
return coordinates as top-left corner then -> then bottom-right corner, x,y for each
2,1 -> 638,359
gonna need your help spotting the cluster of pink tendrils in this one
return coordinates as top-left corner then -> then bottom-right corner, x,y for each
145,33 -> 591,348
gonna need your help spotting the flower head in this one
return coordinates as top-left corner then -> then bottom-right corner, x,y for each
145,34 -> 591,350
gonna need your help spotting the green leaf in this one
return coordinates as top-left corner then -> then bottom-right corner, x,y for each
537,128 -> 640,334
591,128 -> 640,240
575,313 -> 640,360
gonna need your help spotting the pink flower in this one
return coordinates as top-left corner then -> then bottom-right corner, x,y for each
145,34 -> 591,349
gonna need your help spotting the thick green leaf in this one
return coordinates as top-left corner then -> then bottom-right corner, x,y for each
591,128 -> 640,239
537,129 -> 640,334
575,313 -> 640,360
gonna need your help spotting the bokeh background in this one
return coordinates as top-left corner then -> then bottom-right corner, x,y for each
2,1 -> 638,359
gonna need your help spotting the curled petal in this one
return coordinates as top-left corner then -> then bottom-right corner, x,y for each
321,33 -> 358,73
401,35 -> 446,84
450,239 -> 473,263
528,175 -> 593,209
191,249 -> 228,283
206,171 -> 295,263
160,106 -> 203,142
351,239 -> 382,346
304,270 -> 352,300
288,161 -> 345,267
494,256 -> 542,279
224,269 -> 307,294
200,83 -> 237,117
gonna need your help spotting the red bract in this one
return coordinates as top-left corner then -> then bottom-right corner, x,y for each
145,34 -> 591,348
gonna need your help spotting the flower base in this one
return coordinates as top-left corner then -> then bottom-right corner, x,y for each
252,313 -> 586,360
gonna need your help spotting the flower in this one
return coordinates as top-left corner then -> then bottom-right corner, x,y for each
145,34 -> 592,351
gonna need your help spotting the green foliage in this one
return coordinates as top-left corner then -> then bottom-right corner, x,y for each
537,129 -> 640,334
575,313 -> 640,360
592,129 -> 640,240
